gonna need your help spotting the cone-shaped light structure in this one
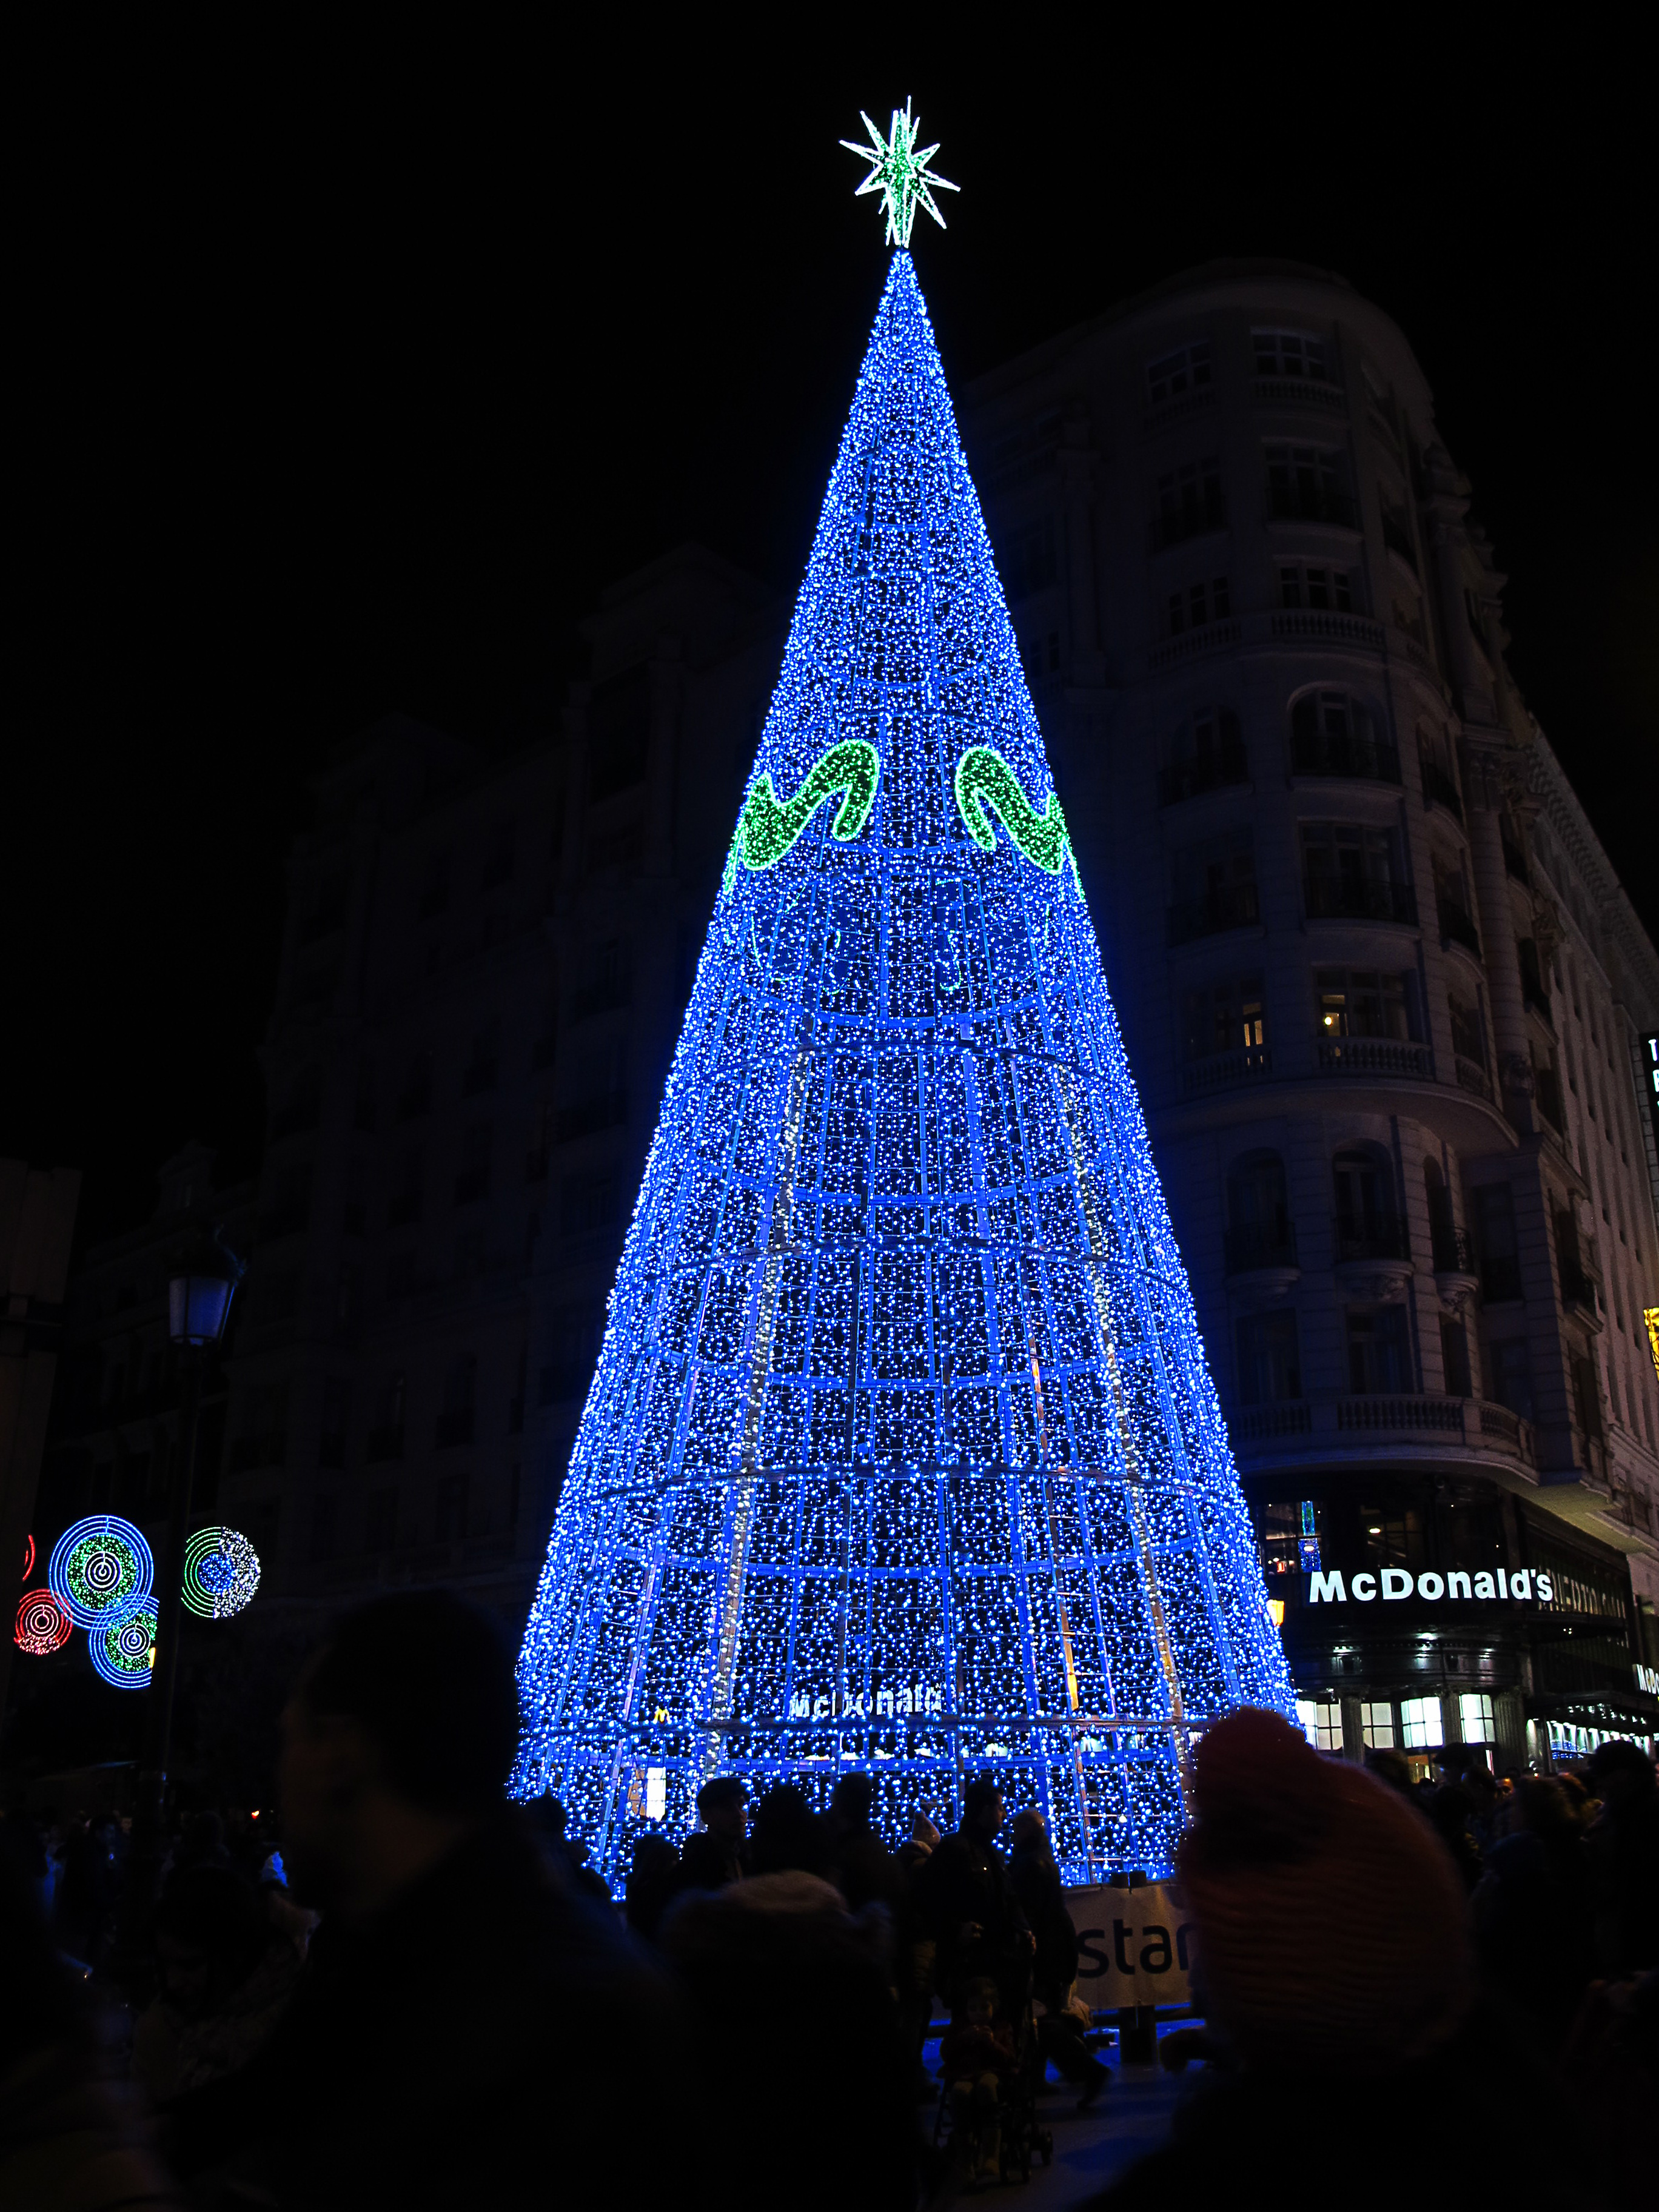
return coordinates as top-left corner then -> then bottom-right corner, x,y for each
514,253 -> 1295,1882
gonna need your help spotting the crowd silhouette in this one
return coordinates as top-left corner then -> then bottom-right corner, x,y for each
1,1589 -> 1654,2208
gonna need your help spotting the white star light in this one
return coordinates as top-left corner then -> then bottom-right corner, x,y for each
840,99 -> 959,249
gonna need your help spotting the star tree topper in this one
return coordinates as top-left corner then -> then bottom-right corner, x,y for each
841,99 -> 959,247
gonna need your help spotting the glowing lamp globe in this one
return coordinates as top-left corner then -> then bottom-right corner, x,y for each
167,1232 -> 243,1348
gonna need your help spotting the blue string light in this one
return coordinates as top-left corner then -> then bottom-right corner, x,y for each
47,1514 -> 154,1632
514,251 -> 1295,1885
89,1607 -> 156,1689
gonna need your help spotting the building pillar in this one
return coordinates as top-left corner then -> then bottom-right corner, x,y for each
1464,737 -> 1534,1129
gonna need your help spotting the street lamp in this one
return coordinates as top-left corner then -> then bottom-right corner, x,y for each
121,1228 -> 243,1959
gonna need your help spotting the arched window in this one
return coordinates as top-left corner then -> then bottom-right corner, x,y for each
1333,1146 -> 1404,1261
1225,1150 -> 1295,1270
1290,689 -> 1398,783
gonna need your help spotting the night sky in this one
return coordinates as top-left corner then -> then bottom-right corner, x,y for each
10,39 -> 1654,1249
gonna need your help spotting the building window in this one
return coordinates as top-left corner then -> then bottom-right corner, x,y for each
310,1495 -> 337,1563
435,1473 -> 470,1543
1279,564 -> 1355,612
1346,1305 -> 1412,1394
319,1377 -> 351,1470
1290,692 -> 1397,782
1460,1692 -> 1495,1746
1401,1696 -> 1443,1749
1180,975 -> 1267,1063
1316,967 -> 1416,1043
1265,442 -> 1353,526
1302,823 -> 1414,925
1021,631 -> 1061,680
1164,576 -> 1231,637
1361,1700 -> 1396,1749
1147,340 -> 1212,405
1227,1151 -> 1295,1271
1254,329 -> 1334,382
454,1124 -> 493,1207
1486,1336 -> 1533,1422
1449,994 -> 1487,1070
1000,516 -> 1056,601
561,1171 -> 619,1239
365,1489 -> 398,1553
1158,708 -> 1246,805
1236,1310 -> 1302,1405
1472,1187 -> 1523,1305
1167,830 -> 1259,945
437,1356 -> 477,1449
1153,457 -> 1225,547
483,822 -> 515,887
587,666 -> 652,800
574,939 -> 632,1021
1296,1699 -> 1344,1752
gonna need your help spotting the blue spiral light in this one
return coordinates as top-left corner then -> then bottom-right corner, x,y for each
513,251 -> 1295,1886
47,1515 -> 154,1632
89,1607 -> 156,1689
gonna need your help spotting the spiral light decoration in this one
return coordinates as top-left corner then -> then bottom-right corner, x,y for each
90,1607 -> 157,1689
15,1589 -> 72,1656
47,1515 -> 154,1632
181,1527 -> 261,1620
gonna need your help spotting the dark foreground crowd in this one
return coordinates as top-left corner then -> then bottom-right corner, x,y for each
1,1593 -> 1654,2210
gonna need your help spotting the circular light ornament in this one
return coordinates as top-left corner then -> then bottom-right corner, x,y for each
15,1589 -> 73,1655
182,1527 -> 260,1620
22,1532 -> 35,1581
48,1516 -> 154,1632
90,1607 -> 157,1689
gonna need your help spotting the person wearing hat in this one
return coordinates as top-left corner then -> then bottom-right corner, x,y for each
1095,1709 -> 1583,2210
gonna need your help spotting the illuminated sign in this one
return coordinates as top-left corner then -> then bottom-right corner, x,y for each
1637,1663 -> 1659,1697
1646,1307 -> 1659,1387
1308,1567 -> 1555,1604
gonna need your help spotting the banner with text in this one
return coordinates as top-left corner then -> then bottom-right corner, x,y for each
1064,1883 -> 1193,2009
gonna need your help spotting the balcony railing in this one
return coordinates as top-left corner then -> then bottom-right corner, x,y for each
1224,1221 -> 1299,1275
1304,874 -> 1418,925
1180,1044 -> 1273,1096
1431,1225 -> 1478,1276
1438,898 -> 1481,956
1230,1394 -> 1535,1464
1455,1054 -> 1492,1101
1318,1036 -> 1433,1079
1156,743 -> 1248,805
1167,881 -> 1261,945
1271,609 -> 1386,652
1290,732 -> 1401,784
1333,1217 -> 1412,1265
1421,759 -> 1463,819
1147,620 -> 1241,671
1268,484 -> 1358,528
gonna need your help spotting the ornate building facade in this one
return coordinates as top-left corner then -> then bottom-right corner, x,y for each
960,259 -> 1659,1769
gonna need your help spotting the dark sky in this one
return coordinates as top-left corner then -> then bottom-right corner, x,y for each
10,35 -> 1654,1248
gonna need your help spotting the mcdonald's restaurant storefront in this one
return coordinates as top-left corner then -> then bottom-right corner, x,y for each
1245,1476 -> 1659,1778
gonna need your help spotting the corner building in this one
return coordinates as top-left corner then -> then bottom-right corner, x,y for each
959,258 -> 1659,1772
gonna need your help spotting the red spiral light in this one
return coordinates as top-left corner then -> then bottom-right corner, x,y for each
22,1532 -> 34,1581
15,1589 -> 72,1656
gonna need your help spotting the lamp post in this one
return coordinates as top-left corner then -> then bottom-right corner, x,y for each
120,1228 -> 242,1957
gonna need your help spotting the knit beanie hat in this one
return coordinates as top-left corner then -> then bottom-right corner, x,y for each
1177,1708 -> 1475,2076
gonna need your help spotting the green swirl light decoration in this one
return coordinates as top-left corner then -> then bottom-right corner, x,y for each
182,1526 -> 261,1620
90,1607 -> 156,1689
724,737 -> 880,894
954,743 -> 1079,893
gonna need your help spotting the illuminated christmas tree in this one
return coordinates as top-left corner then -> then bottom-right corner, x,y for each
514,107 -> 1295,1883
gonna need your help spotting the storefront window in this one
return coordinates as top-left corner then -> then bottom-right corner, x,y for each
1460,1693 -> 1495,1745
1401,1696 -> 1443,1749
1296,1698 -> 1343,1752
1361,1700 -> 1395,1748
